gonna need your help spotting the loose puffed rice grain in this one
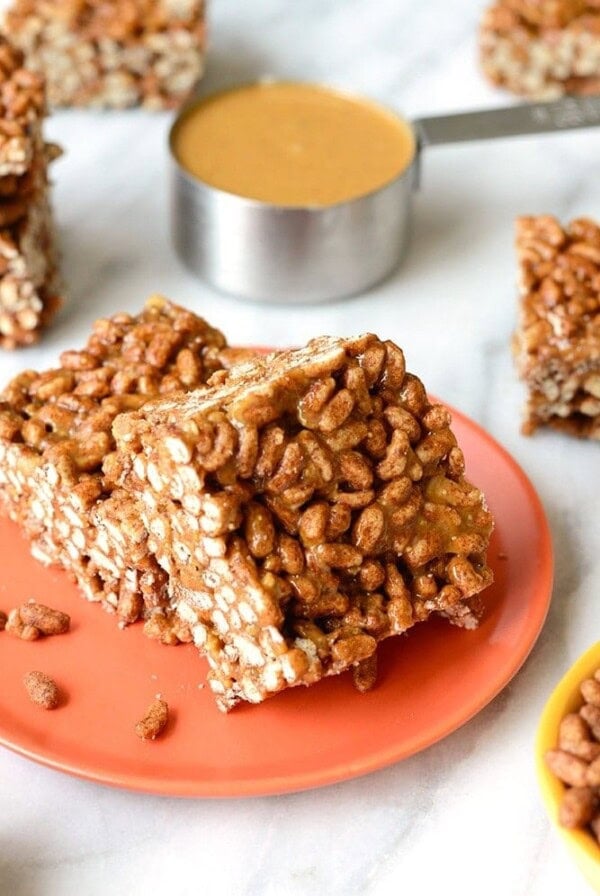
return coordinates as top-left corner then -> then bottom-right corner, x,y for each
23,670 -> 60,708
135,697 -> 169,739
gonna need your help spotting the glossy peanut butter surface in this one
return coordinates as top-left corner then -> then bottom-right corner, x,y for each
172,82 -> 416,207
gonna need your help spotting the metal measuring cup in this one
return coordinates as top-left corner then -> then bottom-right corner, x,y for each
169,92 -> 600,304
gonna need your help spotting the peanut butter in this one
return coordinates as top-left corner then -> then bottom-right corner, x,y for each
172,82 -> 416,207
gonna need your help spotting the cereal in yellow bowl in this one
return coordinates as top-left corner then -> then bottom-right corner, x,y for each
536,642 -> 600,892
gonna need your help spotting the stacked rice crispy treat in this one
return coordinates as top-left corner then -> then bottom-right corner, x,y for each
3,0 -> 206,109
513,215 -> 600,439
0,296 -> 234,636
480,1 -> 600,98
0,35 -> 61,349
107,336 -> 494,710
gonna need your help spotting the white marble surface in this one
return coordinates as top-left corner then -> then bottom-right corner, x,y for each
1,1 -> 599,894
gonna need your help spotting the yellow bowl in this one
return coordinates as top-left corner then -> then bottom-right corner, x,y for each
536,641 -> 600,892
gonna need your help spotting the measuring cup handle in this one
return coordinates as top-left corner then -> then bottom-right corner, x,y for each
414,95 -> 600,147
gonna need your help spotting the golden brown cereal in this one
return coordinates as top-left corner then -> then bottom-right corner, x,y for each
558,713 -> 600,762
351,654 -> 378,694
546,665 -> 600,843
23,670 -> 60,708
581,678 -> 600,708
581,704 -> 600,741
19,601 -> 69,635
559,787 -> 597,829
545,750 -> 589,788
135,697 -> 169,740
586,756 -> 600,787
5,607 -> 39,640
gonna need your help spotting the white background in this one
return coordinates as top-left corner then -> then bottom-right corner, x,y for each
1,1 -> 599,894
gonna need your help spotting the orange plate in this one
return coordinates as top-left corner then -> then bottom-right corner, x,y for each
0,403 -> 553,797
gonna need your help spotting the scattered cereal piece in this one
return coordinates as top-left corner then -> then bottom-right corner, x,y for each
135,698 -> 169,741
6,608 -> 40,641
23,671 -> 60,709
0,610 -> 7,631
351,654 -> 378,694
19,601 -> 70,635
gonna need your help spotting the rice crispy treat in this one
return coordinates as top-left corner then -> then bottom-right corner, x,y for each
108,336 -> 495,711
480,1 -> 600,98
0,296 -> 232,629
3,0 -> 206,110
0,36 -> 62,348
513,215 -> 600,438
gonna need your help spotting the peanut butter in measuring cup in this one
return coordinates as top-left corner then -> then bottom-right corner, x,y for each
171,81 -> 416,207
